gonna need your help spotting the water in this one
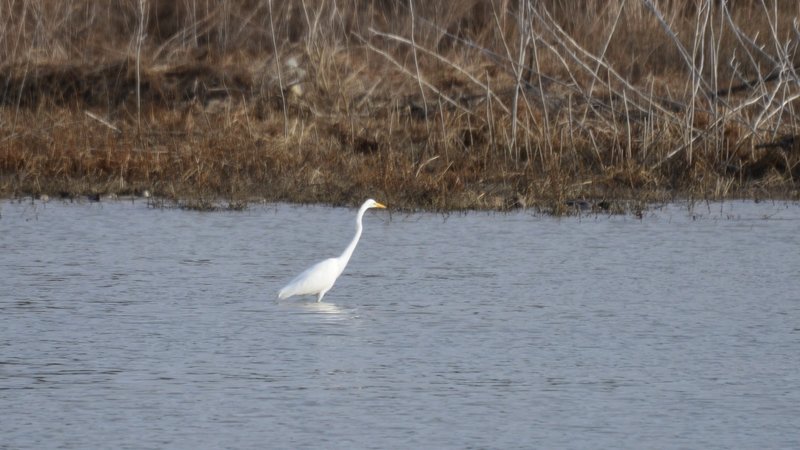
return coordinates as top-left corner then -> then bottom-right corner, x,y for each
1,199 -> 799,449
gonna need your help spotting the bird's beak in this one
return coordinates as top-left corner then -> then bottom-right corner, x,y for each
375,202 -> 387,209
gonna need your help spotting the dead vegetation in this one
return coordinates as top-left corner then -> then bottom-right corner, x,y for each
1,0 -> 799,212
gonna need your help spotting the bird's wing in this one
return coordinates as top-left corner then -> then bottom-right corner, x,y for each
278,258 -> 341,299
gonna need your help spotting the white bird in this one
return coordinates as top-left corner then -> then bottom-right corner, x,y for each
278,199 -> 387,302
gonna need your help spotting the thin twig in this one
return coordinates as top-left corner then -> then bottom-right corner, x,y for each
408,0 -> 428,122
84,111 -> 122,134
268,0 -> 289,137
136,0 -> 147,135
367,28 -> 512,115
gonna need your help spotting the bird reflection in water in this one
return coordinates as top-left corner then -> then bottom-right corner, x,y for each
276,297 -> 356,322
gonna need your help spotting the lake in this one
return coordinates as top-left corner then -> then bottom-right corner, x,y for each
1,199 -> 799,449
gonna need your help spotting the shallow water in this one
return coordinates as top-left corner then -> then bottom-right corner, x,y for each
1,199 -> 799,449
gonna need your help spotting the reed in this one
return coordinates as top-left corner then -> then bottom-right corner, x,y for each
1,0 -> 798,213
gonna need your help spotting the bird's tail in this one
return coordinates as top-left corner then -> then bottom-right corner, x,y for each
277,287 -> 290,300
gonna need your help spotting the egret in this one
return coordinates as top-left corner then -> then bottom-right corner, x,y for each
278,199 -> 387,302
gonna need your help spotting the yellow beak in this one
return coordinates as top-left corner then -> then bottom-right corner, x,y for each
374,202 -> 387,209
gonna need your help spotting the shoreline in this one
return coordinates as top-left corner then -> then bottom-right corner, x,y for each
2,2 -> 798,214
3,188 -> 798,216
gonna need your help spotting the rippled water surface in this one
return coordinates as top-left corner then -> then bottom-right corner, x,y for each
2,199 -> 799,449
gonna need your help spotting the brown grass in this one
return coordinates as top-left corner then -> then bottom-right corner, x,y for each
1,0 -> 799,212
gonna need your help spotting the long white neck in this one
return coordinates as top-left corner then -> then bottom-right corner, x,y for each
338,202 -> 370,267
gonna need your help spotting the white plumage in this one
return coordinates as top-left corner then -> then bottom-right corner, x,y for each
278,199 -> 386,302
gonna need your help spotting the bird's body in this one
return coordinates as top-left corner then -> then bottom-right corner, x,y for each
278,199 -> 386,302
277,258 -> 343,301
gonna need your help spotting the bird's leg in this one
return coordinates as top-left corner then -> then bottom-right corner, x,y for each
317,291 -> 326,302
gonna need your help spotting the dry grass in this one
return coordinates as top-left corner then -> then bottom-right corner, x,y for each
1,0 -> 799,212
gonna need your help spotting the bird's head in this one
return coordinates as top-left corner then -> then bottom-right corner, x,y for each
365,199 -> 387,209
